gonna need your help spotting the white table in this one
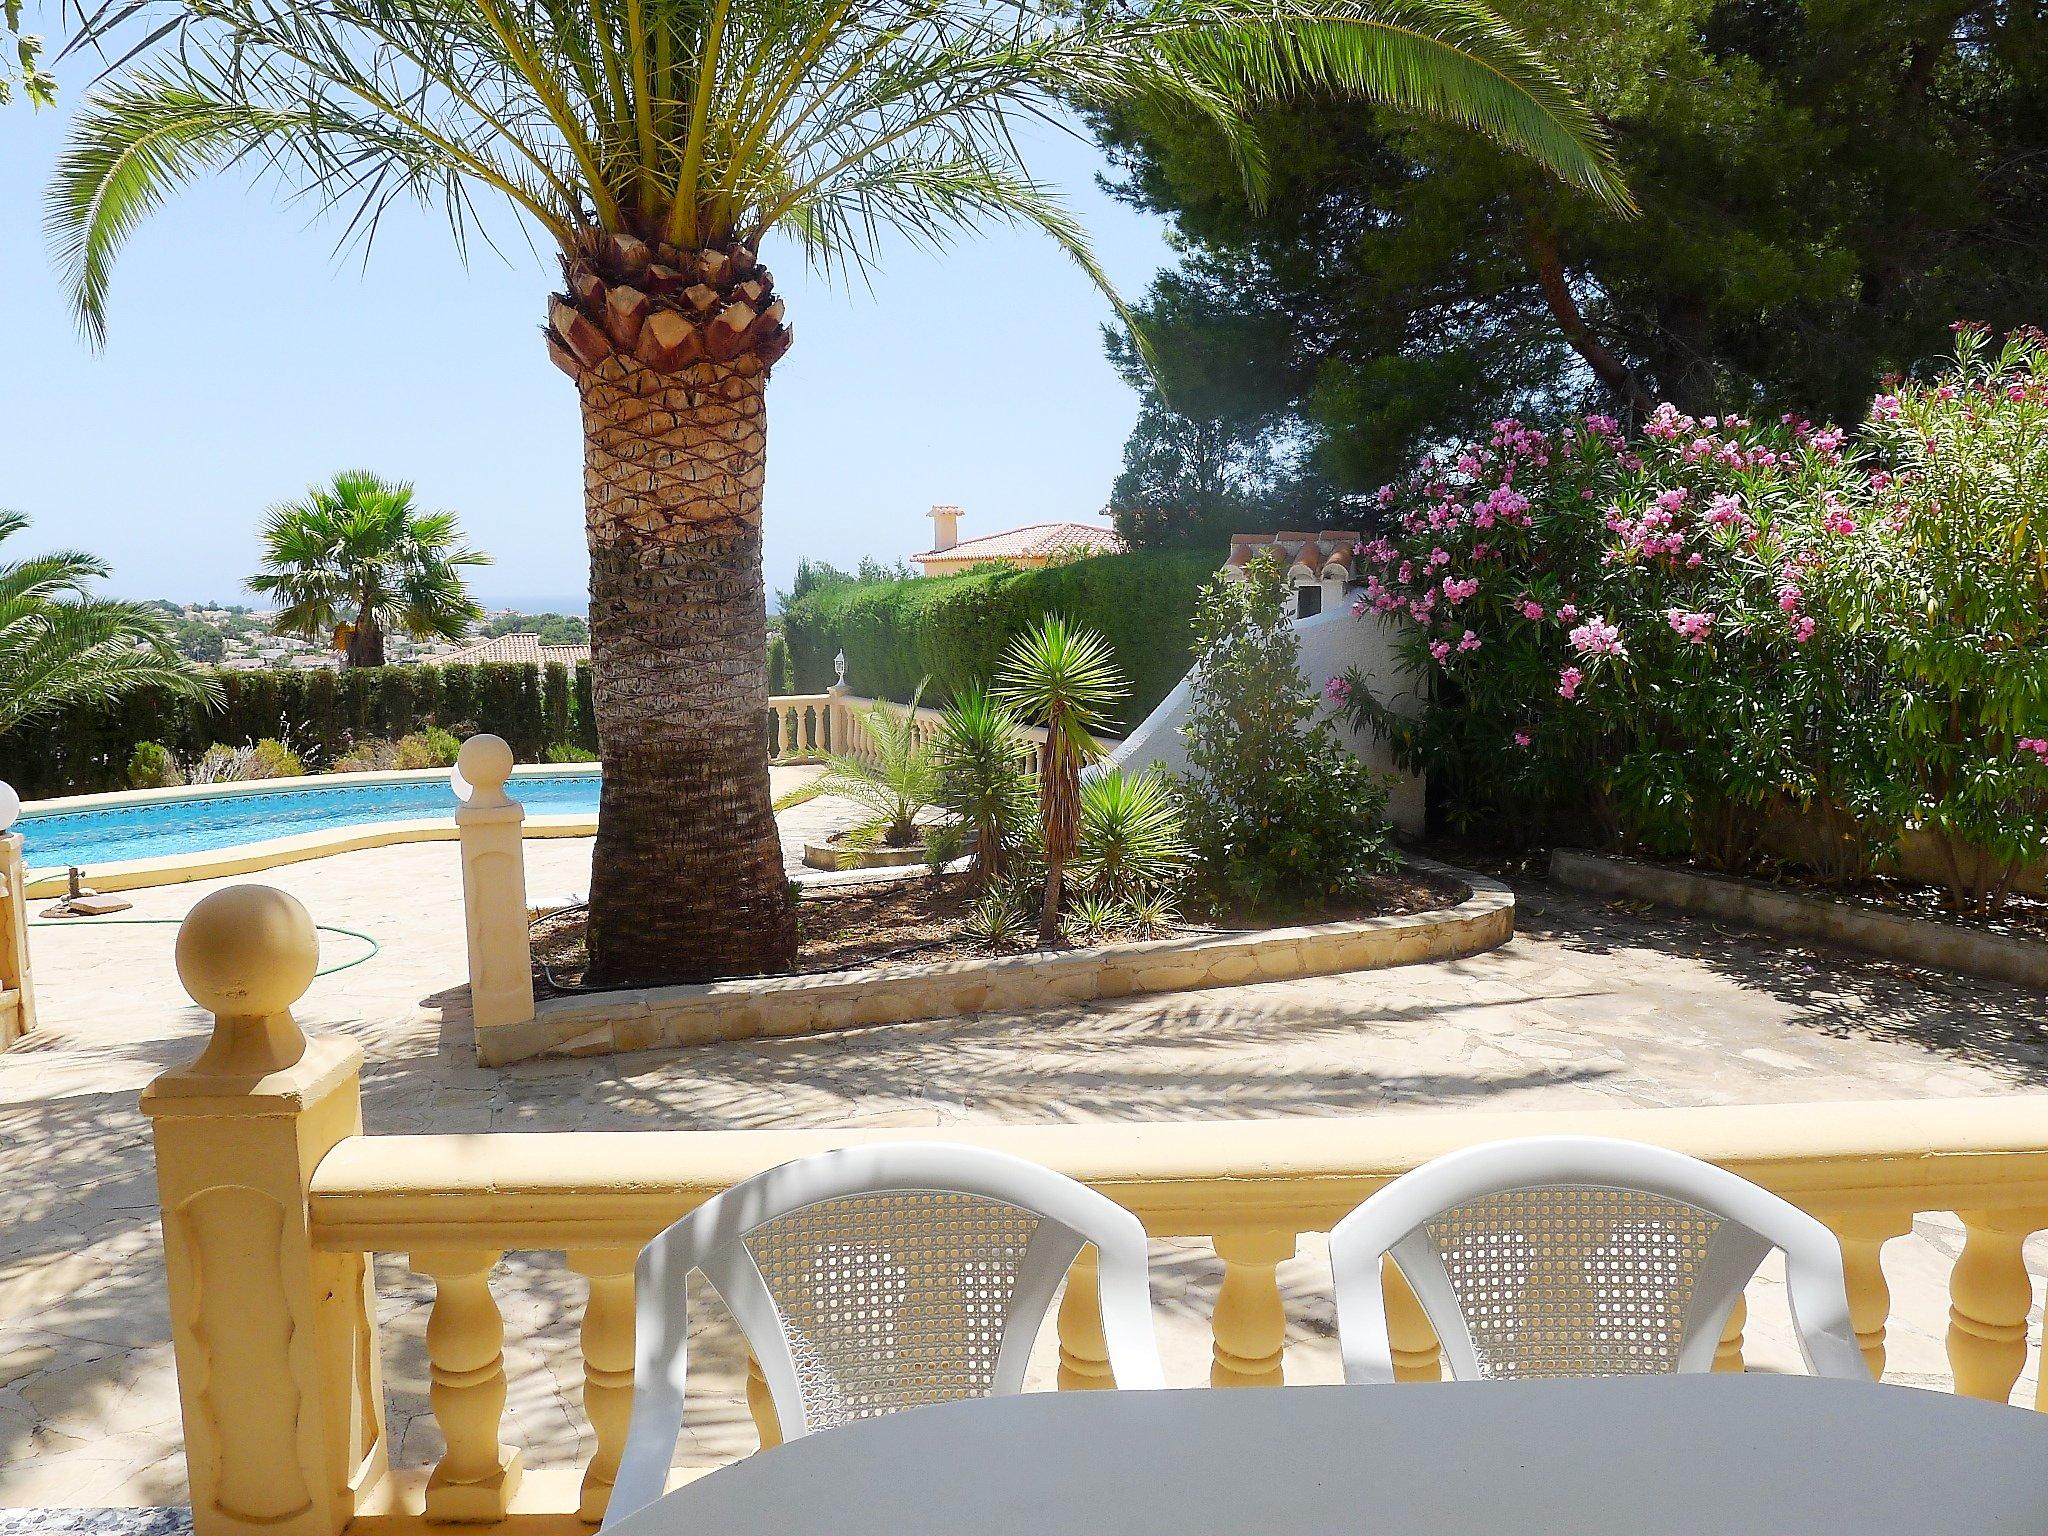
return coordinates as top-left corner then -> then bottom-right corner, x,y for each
612,1376 -> 2048,1535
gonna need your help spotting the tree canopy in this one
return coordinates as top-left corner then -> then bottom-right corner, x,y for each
1097,0 -> 2048,512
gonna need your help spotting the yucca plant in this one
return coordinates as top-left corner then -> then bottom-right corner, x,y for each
961,882 -> 1033,951
1124,888 -> 1183,940
1074,766 -> 1189,902
996,616 -> 1127,944
51,0 -> 1625,986
1060,892 -> 1124,946
935,685 -> 1035,887
249,471 -> 490,666
0,511 -> 219,739
816,684 -> 941,847
921,820 -> 967,883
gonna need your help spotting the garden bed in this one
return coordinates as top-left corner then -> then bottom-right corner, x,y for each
1549,850 -> 2048,990
533,864 -> 1461,991
481,859 -> 1511,1065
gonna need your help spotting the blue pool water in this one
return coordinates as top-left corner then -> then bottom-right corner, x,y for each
20,772 -> 602,872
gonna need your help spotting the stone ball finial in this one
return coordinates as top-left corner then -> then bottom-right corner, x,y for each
455,733 -> 516,808
0,779 -> 18,835
177,885 -> 319,1022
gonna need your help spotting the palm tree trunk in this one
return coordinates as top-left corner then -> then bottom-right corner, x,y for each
575,344 -> 798,985
348,608 -> 385,667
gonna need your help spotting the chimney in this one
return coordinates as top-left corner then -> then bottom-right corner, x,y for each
928,504 -> 962,553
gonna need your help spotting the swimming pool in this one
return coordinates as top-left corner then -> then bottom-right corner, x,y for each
20,771 -> 602,873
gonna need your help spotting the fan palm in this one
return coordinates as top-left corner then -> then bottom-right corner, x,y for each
0,511 -> 221,739
996,615 -> 1125,943
51,0 -> 1627,985
248,471 -> 490,667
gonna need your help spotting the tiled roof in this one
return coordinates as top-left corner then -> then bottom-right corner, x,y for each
1222,529 -> 1362,580
443,632 -> 592,667
913,521 -> 1127,563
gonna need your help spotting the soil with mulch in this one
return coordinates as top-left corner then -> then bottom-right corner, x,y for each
530,865 -> 1463,994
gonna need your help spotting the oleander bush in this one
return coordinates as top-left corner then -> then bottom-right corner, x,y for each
1336,324 -> 2048,912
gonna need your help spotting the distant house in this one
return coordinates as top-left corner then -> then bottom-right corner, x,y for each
911,504 -> 1126,577
441,632 -> 592,670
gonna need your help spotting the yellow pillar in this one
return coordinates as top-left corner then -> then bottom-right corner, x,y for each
1210,1229 -> 1294,1387
1056,1247 -> 1115,1390
1948,1211 -> 2040,1403
567,1248 -> 636,1522
1832,1211 -> 1913,1380
746,1353 -> 782,1449
1382,1258 -> 1442,1382
412,1247 -> 523,1521
1714,1294 -> 1747,1372
0,817 -> 35,1048
143,885 -> 385,1536
455,735 -> 535,1034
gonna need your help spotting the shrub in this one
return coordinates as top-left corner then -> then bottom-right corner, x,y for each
395,729 -> 460,769
1181,559 -> 1396,915
331,739 -> 397,773
1827,325 -> 2048,911
251,738 -> 306,778
816,685 -> 942,847
767,633 -> 794,695
779,551 -> 1216,729
546,742 -> 598,764
1073,767 -> 1188,901
1338,404 -> 1893,871
127,741 -> 183,788
933,686 -> 1035,886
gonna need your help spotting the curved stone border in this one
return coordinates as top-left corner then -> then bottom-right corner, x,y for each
802,839 -> 924,872
477,859 -> 1514,1065
1551,848 -> 2048,990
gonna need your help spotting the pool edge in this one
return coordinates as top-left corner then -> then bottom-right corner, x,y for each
24,813 -> 597,898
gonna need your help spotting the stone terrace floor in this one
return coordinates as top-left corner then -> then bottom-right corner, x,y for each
4,770 -> 2047,1505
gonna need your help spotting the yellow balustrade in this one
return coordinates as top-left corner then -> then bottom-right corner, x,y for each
0,825 -> 34,1048
150,884 -> 2048,1536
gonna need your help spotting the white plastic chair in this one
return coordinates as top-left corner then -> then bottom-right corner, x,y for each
604,1142 -> 1164,1527
1328,1135 -> 1867,1386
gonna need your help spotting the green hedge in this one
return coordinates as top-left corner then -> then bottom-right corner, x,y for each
780,551 -> 1218,730
0,661 -> 591,798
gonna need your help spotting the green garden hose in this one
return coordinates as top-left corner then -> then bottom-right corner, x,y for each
25,916 -> 381,977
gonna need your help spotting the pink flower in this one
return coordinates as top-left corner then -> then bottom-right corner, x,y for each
1655,487 -> 1689,512
2018,738 -> 2048,760
1513,730 -> 1533,748
1569,617 -> 1626,658
1557,667 -> 1584,700
1778,585 -> 1803,614
1558,603 -> 1579,623
1457,629 -> 1482,653
1519,600 -> 1546,622
1791,616 -> 1817,644
1871,394 -> 1901,422
1665,609 -> 1716,644
1429,640 -> 1452,665
1323,676 -> 1353,705
1442,575 -> 1479,604
1706,493 -> 1748,529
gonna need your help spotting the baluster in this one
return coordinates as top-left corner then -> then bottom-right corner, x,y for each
567,1249 -> 635,1522
1947,1212 -> 2040,1402
803,704 -> 817,752
1383,1258 -> 1441,1382
1831,1212 -> 1913,1380
746,1352 -> 781,1449
1057,1247 -> 1114,1390
1210,1230 -> 1294,1387
1714,1293 -> 1747,1372
412,1247 -> 523,1521
767,707 -> 780,759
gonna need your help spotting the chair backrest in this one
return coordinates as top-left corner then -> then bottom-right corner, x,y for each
604,1142 -> 1163,1527
1328,1136 -> 1867,1386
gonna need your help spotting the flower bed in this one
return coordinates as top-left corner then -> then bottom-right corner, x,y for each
1338,324 -> 2048,917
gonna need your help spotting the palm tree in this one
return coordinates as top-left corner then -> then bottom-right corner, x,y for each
815,683 -> 941,848
996,616 -> 1125,944
51,0 -> 1627,987
0,511 -> 220,738
248,471 -> 490,667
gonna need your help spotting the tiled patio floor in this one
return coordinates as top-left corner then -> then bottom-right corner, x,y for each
3,779 -> 2046,1504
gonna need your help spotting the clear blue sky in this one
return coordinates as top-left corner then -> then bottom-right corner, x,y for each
0,16 -> 1174,611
